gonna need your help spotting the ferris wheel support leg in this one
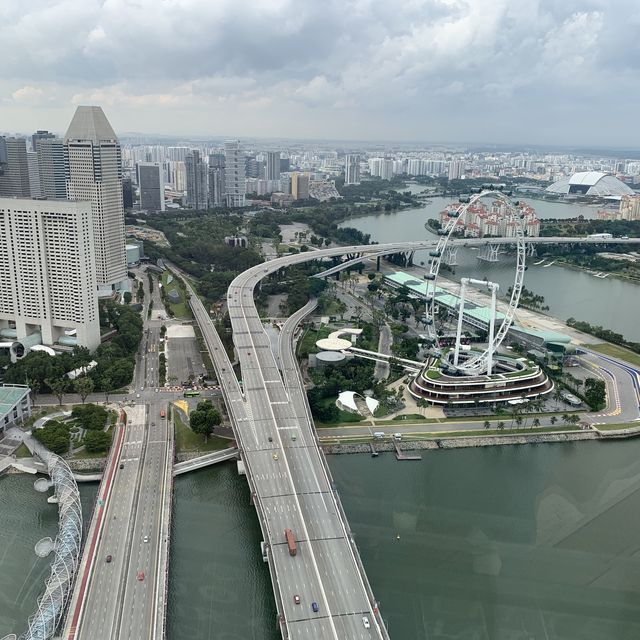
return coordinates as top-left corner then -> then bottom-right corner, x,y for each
487,286 -> 497,375
453,279 -> 468,367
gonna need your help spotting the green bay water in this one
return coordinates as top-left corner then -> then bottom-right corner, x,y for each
0,474 -> 97,637
340,197 -> 640,341
330,443 -> 640,640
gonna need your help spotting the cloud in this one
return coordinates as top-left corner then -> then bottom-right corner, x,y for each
0,0 -> 638,145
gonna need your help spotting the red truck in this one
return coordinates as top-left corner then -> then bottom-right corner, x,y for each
285,529 -> 297,556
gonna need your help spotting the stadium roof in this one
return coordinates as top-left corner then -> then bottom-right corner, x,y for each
546,172 -> 634,197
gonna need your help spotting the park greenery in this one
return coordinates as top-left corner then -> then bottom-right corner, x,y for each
566,318 -> 640,354
3,300 -> 143,396
189,399 -> 222,441
71,404 -> 109,431
33,420 -> 70,455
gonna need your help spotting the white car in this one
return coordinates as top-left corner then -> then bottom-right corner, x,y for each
362,616 -> 370,629
143,535 -> 149,543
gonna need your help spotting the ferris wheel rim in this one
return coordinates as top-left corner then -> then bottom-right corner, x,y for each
425,190 -> 527,374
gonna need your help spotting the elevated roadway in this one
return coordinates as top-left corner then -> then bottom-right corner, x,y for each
313,236 -> 640,278
64,274 -> 173,640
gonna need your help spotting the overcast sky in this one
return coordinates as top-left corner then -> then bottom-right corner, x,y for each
1,0 -> 638,146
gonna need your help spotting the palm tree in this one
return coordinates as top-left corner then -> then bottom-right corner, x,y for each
550,416 -> 557,426
515,416 -> 523,429
484,420 -> 491,430
497,421 -> 505,430
561,413 -> 571,425
532,418 -> 540,428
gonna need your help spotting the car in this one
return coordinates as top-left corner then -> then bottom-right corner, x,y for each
268,436 -> 273,442
293,595 -> 300,605
155,388 -> 159,393
143,535 -> 149,543
136,393 -> 140,398
137,571 -> 145,581
291,432 -> 297,441
362,616 -> 370,629
151,421 -> 156,426
119,463 -> 124,470
311,602 -> 319,613
140,387 -> 144,391
272,453 -> 279,461
105,554 -> 112,563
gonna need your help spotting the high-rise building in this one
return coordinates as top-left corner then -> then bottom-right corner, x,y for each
122,177 -> 134,209
37,138 -> 66,199
0,197 -> 100,352
245,157 -> 260,178
280,157 -> 291,173
31,130 -> 56,153
185,150 -> 208,210
380,159 -> 394,181
344,154 -> 361,185
137,162 -> 165,212
266,152 -> 281,181
291,173 -> 310,200
27,152 -> 42,198
64,106 -> 127,291
620,194 -> 640,221
0,137 -> 31,197
224,141 -> 246,208
448,160 -> 464,180
208,154 -> 225,208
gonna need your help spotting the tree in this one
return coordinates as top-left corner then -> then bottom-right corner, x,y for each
123,291 -> 132,304
73,376 -> 95,404
550,416 -> 557,426
189,400 -> 222,442
584,377 -> 606,410
33,420 -> 70,455
101,374 -> 112,403
532,418 -> 540,428
84,430 -> 112,454
46,377 -> 67,406
484,420 -> 491,430
497,421 -> 505,430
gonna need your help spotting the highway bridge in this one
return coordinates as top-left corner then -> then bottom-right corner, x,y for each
63,274 -> 173,640
312,236 -> 640,278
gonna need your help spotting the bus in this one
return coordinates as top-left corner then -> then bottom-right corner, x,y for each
183,390 -> 200,398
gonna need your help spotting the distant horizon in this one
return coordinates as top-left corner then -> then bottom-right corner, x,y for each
4,125 -> 640,159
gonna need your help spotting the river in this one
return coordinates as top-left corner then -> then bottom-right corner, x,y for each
4,439 -> 640,639
340,195 -> 640,341
0,474 -> 97,637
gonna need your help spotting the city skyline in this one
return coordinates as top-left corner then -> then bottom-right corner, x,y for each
2,1 -> 640,147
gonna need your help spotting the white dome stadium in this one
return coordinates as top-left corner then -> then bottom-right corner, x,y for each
546,171 -> 634,197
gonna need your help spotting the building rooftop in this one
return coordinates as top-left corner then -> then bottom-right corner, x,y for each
64,106 -> 117,143
0,384 -> 29,421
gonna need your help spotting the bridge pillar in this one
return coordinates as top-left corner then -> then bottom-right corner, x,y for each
407,250 -> 414,267
526,243 -> 536,257
376,256 -> 381,271
444,246 -> 458,266
478,244 -> 500,262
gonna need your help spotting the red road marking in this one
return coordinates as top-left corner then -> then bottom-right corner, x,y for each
67,418 -> 126,639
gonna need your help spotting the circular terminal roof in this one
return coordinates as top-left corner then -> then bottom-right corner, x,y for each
316,351 -> 347,363
316,337 -> 351,351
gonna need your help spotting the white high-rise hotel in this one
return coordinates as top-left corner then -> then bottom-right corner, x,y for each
65,106 -> 127,292
0,198 -> 100,353
224,140 -> 246,208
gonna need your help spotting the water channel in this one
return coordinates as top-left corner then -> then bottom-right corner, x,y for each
4,439 -> 640,639
340,194 -> 640,342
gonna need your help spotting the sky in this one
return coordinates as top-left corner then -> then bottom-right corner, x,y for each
1,0 -> 639,146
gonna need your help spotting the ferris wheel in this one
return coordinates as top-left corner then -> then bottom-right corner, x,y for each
423,190 -> 527,375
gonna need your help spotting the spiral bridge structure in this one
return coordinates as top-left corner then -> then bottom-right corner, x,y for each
19,454 -> 82,640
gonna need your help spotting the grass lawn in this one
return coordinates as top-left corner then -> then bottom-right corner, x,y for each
596,422 -> 640,431
161,271 -> 192,319
70,446 -> 109,459
297,325 -> 332,358
588,343 -> 640,369
174,412 -> 230,453
14,443 -> 32,458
